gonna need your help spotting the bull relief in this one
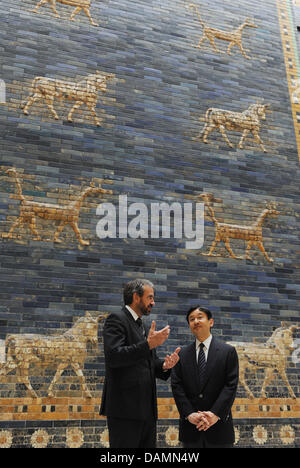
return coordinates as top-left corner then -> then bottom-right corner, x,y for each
31,0 -> 99,27
198,193 -> 279,263
229,323 -> 299,399
1,167 -> 113,246
22,71 -> 115,126
0,313 -> 107,398
188,4 -> 257,59
198,102 -> 271,152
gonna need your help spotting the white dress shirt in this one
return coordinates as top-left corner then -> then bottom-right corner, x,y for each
188,334 -> 220,422
195,334 -> 212,362
125,305 -> 139,322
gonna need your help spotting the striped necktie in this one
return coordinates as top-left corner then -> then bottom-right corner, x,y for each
198,342 -> 206,383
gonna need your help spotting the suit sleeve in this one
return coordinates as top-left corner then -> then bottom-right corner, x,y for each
153,347 -> 171,381
210,346 -> 239,420
171,357 -> 195,418
103,313 -> 151,368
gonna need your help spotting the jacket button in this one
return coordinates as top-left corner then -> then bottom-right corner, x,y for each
199,394 -> 203,398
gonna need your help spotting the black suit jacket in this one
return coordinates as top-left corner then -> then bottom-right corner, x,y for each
171,337 -> 239,445
100,307 -> 170,420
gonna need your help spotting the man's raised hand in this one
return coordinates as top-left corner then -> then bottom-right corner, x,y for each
147,321 -> 170,349
163,347 -> 181,370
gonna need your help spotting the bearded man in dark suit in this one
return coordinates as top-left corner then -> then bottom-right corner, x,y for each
100,279 -> 180,448
171,306 -> 239,448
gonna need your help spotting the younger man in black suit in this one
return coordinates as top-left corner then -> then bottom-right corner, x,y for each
171,306 -> 239,448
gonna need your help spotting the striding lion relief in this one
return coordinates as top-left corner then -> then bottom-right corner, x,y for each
0,313 -> 108,398
228,323 -> 299,399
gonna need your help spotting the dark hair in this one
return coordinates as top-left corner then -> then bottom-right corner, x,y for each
186,306 -> 212,322
123,279 -> 154,305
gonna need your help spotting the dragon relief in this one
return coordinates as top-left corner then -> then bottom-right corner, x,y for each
188,4 -> 257,59
198,193 -> 280,263
31,0 -> 99,27
2,168 -> 113,246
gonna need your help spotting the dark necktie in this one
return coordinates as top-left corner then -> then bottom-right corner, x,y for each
198,342 -> 206,383
136,318 -> 145,337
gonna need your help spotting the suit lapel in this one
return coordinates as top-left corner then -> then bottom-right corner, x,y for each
200,336 -> 219,391
123,306 -> 144,337
184,342 -> 200,391
123,305 -> 134,323
123,308 -> 154,370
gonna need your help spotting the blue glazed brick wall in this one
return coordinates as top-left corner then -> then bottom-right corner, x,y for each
0,0 -> 299,448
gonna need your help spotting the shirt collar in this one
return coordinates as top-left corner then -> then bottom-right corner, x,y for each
196,334 -> 212,350
125,305 -> 140,322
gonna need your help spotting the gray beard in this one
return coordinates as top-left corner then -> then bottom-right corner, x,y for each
140,306 -> 152,316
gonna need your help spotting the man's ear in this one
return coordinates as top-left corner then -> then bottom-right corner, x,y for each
209,318 -> 214,328
132,292 -> 140,304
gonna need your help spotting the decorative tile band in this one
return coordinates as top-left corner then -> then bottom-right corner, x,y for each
277,0 -> 300,161
0,419 -> 299,448
0,397 -> 299,421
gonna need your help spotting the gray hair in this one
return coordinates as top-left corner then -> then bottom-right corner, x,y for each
123,279 -> 154,305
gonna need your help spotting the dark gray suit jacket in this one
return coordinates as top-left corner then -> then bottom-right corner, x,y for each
171,337 -> 239,445
100,307 -> 170,420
